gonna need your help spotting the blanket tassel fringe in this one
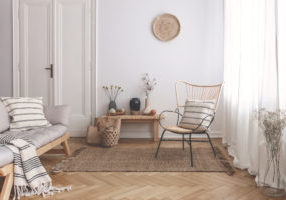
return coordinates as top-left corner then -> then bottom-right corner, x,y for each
13,183 -> 72,200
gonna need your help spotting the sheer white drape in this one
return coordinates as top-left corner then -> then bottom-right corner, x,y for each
223,0 -> 286,189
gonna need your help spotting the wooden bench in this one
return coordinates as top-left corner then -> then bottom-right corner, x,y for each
0,132 -> 71,200
101,115 -> 161,142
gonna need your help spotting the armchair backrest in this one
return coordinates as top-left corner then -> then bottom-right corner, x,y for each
175,80 -> 223,111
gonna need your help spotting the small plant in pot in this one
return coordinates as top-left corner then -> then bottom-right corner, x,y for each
103,85 -> 124,114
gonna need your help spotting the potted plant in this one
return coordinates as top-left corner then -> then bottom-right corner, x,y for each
103,85 -> 124,113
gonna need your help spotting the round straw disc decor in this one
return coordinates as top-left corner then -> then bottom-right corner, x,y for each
152,13 -> 180,41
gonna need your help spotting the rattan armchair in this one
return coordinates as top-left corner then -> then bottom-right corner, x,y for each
155,81 -> 223,167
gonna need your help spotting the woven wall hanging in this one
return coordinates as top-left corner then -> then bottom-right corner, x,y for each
152,13 -> 180,41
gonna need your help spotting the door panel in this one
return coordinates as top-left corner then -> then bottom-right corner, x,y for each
17,0 -> 91,137
54,0 -> 91,136
19,0 -> 53,105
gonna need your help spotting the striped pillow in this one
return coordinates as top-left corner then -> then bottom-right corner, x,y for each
179,99 -> 216,131
0,97 -> 51,131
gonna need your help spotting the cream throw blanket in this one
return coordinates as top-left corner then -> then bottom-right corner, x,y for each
0,135 -> 71,199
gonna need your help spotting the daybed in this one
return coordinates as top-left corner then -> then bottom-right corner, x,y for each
0,102 -> 71,200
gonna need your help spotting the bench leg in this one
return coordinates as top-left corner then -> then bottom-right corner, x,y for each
0,172 -> 13,200
62,140 -> 71,156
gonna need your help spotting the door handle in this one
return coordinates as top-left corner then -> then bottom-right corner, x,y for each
45,64 -> 54,78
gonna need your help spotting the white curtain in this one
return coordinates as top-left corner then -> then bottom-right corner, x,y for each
223,0 -> 286,189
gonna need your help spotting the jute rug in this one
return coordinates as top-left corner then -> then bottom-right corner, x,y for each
51,142 -> 234,175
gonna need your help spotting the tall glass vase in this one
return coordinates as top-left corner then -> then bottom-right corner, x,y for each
258,129 -> 285,197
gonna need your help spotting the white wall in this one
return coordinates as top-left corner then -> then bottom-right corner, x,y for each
0,0 -> 13,96
96,0 -> 224,138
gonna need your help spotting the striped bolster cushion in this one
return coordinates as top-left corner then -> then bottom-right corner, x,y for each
179,99 -> 216,131
0,97 -> 51,131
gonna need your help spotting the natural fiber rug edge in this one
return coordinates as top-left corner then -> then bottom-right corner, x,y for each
51,145 -> 235,175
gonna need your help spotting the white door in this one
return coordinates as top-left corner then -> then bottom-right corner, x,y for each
54,0 -> 91,136
19,0 -> 53,105
17,0 -> 91,137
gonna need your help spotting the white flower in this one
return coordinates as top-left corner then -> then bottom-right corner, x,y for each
142,73 -> 157,96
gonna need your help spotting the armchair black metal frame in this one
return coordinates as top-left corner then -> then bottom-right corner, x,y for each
154,81 -> 223,167
155,109 -> 216,167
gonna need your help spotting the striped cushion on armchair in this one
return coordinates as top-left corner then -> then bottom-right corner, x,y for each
178,99 -> 215,131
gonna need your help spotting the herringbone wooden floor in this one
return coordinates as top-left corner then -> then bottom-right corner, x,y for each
11,139 -> 286,199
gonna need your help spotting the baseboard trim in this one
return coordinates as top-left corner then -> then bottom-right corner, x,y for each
119,130 -> 222,139
70,131 -> 86,137
70,130 -> 223,138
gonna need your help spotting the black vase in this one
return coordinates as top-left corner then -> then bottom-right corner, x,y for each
130,98 -> 141,111
109,100 -> 117,110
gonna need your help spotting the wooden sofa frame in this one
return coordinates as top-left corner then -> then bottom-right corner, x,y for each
0,132 -> 71,200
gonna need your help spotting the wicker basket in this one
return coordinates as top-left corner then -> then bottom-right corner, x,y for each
101,119 -> 121,147
101,127 -> 120,147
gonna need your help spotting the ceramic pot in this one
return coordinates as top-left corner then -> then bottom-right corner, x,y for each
143,96 -> 151,114
130,98 -> 141,111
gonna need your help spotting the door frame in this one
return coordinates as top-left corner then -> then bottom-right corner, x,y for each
12,0 -> 20,97
12,0 -> 97,121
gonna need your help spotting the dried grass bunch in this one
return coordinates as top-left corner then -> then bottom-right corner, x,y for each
102,85 -> 124,101
256,108 -> 286,187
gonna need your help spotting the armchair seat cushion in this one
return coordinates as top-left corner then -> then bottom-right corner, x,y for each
165,125 -> 206,134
